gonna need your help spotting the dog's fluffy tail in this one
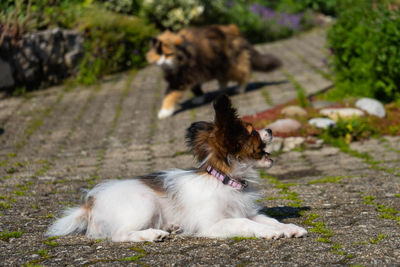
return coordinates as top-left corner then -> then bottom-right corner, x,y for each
45,206 -> 88,237
250,48 -> 282,72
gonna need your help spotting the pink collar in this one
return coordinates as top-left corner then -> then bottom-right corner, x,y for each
206,165 -> 247,190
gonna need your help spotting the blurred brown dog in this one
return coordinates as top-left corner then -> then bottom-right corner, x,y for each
146,24 -> 282,119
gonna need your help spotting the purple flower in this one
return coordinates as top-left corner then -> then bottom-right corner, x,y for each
226,0 -> 234,8
249,3 -> 304,32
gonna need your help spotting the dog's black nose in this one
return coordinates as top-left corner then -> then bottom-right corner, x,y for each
266,128 -> 272,135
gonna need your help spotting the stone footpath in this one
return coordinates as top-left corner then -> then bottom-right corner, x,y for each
0,27 -> 399,266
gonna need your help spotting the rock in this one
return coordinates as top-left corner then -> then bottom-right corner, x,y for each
267,119 -> 302,134
266,137 -> 283,153
305,136 -> 324,149
311,100 -> 336,109
0,28 -> 83,90
283,137 -> 305,152
65,50 -> 82,69
308,118 -> 336,129
355,98 -> 386,118
0,58 -> 14,88
320,108 -> 364,121
281,105 -> 307,117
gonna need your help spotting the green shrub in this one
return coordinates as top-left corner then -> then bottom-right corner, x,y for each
322,117 -> 376,144
327,1 -> 400,102
140,0 -> 224,31
254,0 -> 338,15
219,3 -> 268,44
96,0 -> 142,15
75,5 -> 158,85
0,0 -> 86,32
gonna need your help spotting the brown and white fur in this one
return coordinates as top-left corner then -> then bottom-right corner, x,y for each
146,24 -> 282,119
46,95 -> 306,242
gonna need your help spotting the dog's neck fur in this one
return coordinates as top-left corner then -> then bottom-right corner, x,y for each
198,153 -> 256,183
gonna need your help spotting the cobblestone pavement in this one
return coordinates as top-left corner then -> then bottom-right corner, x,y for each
1,27 -> 399,266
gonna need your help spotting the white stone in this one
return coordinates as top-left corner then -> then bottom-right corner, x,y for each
305,136 -> 324,149
0,58 -> 14,88
283,137 -> 305,152
355,97 -> 386,118
320,108 -> 364,121
308,117 -> 336,129
281,105 -> 307,117
267,118 -> 301,134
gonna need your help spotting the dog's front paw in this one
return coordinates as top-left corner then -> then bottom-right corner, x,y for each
255,225 -> 285,240
256,224 -> 307,239
165,224 -> 183,235
281,224 -> 308,238
158,108 -> 175,119
136,229 -> 170,242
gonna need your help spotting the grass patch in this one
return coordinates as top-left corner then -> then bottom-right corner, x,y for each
0,230 -> 24,242
119,255 -> 143,262
189,109 -> 197,122
363,195 -> 400,225
43,237 -> 59,246
330,242 -> 354,259
34,249 -> 49,258
308,176 -> 349,185
261,88 -> 273,106
302,213 -> 334,243
34,159 -> 52,177
369,234 -> 387,244
172,150 -> 190,158
259,170 -> 303,208
0,202 -> 11,209
283,70 -> 309,108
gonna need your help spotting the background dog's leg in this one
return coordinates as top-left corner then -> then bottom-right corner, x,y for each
252,214 -> 308,238
158,90 -> 184,119
112,228 -> 170,242
218,80 -> 228,92
199,218 -> 286,239
191,84 -> 205,105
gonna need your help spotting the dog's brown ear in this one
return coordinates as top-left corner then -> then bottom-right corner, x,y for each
214,94 -> 238,127
213,95 -> 248,153
186,121 -> 214,161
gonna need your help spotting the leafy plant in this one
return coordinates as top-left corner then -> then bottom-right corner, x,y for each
327,1 -> 400,102
0,230 -> 23,242
140,0 -> 223,31
97,0 -> 142,15
322,116 -> 376,144
75,5 -> 158,85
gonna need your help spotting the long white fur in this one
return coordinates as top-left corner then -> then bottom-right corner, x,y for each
46,128 -> 307,241
46,159 -> 307,242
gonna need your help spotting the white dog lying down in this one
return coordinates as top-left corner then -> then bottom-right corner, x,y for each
46,95 -> 307,242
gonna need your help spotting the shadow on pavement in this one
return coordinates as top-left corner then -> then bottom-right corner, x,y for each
273,169 -> 322,180
260,206 -> 310,220
173,80 -> 288,115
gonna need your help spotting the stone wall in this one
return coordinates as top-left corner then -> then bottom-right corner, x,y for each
0,28 -> 84,91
